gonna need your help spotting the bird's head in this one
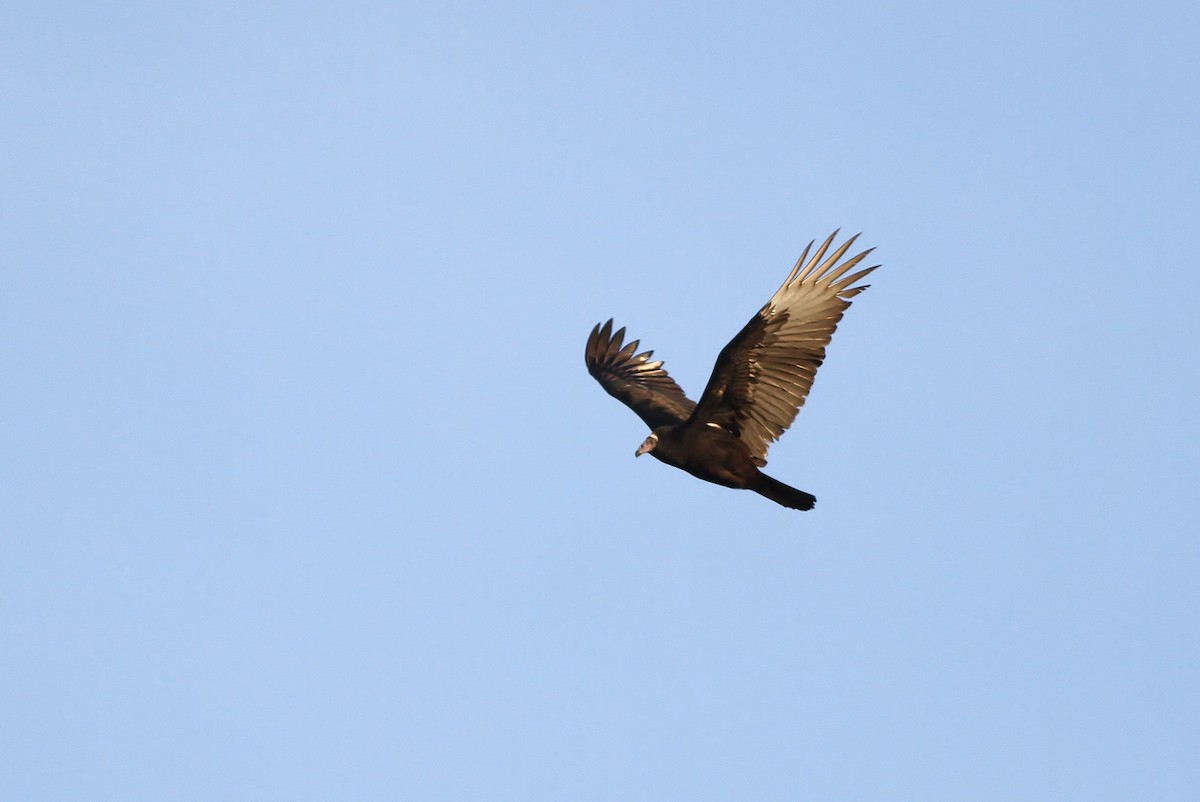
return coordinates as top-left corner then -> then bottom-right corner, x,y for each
635,432 -> 659,457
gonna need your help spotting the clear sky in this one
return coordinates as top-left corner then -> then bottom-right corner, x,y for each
4,2 -> 1198,800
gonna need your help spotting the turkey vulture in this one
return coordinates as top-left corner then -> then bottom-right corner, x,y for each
585,231 -> 878,510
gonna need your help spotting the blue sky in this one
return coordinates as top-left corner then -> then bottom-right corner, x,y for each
3,2 -> 1198,799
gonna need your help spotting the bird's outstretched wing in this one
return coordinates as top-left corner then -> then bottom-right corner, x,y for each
690,231 -> 878,464
585,319 -> 697,430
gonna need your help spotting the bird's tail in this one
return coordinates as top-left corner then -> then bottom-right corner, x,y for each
752,473 -> 816,511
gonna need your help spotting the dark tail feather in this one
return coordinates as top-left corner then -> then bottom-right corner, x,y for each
752,473 -> 816,511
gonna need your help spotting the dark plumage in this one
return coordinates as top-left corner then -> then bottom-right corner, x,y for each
585,231 -> 879,510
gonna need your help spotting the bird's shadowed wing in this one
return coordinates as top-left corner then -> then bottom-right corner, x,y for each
690,232 -> 878,464
585,319 -> 697,430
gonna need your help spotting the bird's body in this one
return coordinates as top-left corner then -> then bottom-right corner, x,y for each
641,422 -> 818,510
646,422 -> 762,490
585,231 -> 879,511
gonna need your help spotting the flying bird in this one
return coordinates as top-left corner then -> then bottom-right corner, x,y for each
585,231 -> 879,510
